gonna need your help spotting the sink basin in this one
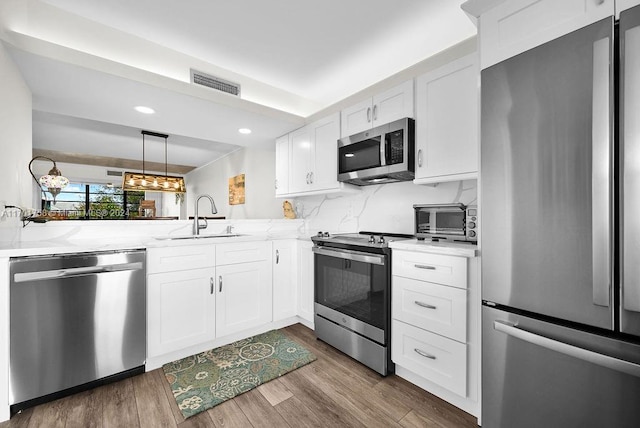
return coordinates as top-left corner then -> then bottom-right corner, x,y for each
155,233 -> 244,240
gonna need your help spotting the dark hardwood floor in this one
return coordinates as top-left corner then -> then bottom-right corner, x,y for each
1,324 -> 478,428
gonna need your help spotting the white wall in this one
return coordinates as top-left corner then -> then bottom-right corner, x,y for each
0,42 -> 32,208
185,147 -> 283,220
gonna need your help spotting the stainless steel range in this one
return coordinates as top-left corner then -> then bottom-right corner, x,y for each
311,231 -> 411,375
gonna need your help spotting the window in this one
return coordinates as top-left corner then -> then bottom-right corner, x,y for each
42,183 -> 145,219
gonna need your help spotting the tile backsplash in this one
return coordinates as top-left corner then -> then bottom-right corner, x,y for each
294,180 -> 477,235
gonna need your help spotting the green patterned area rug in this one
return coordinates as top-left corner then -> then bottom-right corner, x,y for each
162,329 -> 317,418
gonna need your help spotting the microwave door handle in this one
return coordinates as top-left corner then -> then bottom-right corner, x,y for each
381,135 -> 389,166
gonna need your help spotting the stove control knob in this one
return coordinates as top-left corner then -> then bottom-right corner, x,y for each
369,235 -> 376,243
317,231 -> 324,237
378,236 -> 385,244
323,231 -> 330,238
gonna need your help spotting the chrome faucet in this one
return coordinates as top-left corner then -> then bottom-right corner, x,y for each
193,194 -> 217,235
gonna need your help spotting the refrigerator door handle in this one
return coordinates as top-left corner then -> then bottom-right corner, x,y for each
591,35 -> 612,308
494,320 -> 640,378
622,13 -> 640,314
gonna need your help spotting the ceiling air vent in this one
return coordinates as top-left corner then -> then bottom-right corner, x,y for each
190,69 -> 241,96
106,170 -> 123,177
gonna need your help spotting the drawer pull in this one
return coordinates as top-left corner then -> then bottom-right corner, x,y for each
414,348 -> 436,360
414,264 -> 436,270
414,301 -> 437,309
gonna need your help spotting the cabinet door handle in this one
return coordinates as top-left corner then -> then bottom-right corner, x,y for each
414,301 -> 437,309
276,249 -> 280,264
210,277 -> 214,294
306,172 -> 310,184
414,264 -> 436,270
414,348 -> 436,360
367,106 -> 372,122
310,172 -> 314,184
219,275 -> 223,292
417,149 -> 423,168
373,104 -> 378,121
275,179 -> 278,190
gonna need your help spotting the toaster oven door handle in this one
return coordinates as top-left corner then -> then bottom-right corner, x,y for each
312,247 -> 385,266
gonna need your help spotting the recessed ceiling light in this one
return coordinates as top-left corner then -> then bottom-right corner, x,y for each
134,106 -> 155,114
238,128 -> 252,134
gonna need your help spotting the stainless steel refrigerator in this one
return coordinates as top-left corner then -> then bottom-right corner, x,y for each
481,6 -> 640,427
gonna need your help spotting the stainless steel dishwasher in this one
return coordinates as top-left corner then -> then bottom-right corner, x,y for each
9,250 -> 146,412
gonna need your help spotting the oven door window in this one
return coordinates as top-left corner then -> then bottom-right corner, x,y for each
315,253 -> 387,329
338,137 -> 382,173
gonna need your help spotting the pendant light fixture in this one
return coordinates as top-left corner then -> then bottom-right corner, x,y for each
122,131 -> 186,193
28,156 -> 69,203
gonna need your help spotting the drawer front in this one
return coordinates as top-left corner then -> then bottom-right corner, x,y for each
392,250 -> 467,288
216,241 -> 270,266
392,276 -> 467,342
392,320 -> 467,397
147,245 -> 215,274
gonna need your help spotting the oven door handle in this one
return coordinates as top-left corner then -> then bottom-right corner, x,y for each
312,247 -> 385,265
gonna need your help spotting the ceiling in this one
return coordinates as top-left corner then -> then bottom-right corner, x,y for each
2,0 -> 476,172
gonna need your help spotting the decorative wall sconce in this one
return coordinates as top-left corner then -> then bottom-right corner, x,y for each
28,156 -> 69,203
122,130 -> 186,193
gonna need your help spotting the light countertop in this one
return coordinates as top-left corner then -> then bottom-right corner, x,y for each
389,238 -> 478,257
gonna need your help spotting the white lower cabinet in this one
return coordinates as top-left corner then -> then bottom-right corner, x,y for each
392,275 -> 467,342
216,260 -> 272,337
147,267 -> 216,358
392,320 -> 467,397
297,240 -> 314,325
390,246 -> 479,418
273,240 -> 298,321
216,241 -> 273,337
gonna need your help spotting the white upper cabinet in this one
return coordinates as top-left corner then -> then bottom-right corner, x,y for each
275,134 -> 290,197
469,0 -> 614,69
340,80 -> 414,137
289,124 -> 313,194
414,53 -> 479,184
280,112 -> 355,197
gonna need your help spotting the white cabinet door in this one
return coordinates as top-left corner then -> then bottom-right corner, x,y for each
216,261 -> 273,337
275,134 -> 290,197
341,98 -> 374,137
309,112 -> 340,192
273,240 -> 298,321
289,125 -> 312,193
372,80 -> 414,128
414,54 -> 479,184
479,0 -> 614,69
297,240 -> 315,324
147,267 -> 216,358
340,80 -> 414,137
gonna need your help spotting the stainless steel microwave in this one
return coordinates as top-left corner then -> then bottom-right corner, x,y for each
337,118 -> 415,186
414,203 -> 478,243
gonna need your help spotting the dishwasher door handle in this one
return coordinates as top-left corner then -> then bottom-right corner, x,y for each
13,262 -> 144,282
